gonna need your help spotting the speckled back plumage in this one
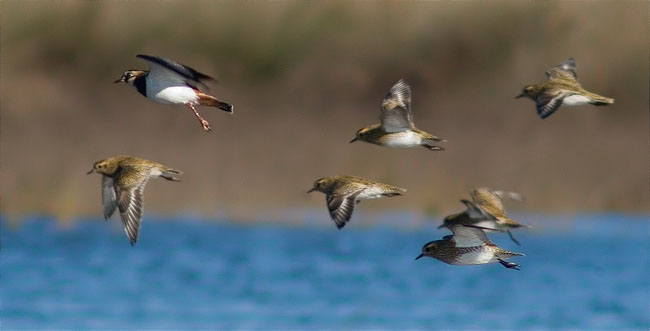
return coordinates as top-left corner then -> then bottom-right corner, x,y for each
417,225 -> 524,268
309,175 -> 406,229
517,58 -> 614,119
88,155 -> 181,245
351,79 -> 445,150
470,187 -> 525,228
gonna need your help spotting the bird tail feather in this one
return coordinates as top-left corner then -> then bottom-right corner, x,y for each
383,186 -> 407,197
197,93 -> 234,113
591,96 -> 614,105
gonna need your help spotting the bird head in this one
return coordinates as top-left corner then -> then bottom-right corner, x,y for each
350,127 -> 373,143
114,70 -> 145,84
516,85 -> 541,99
87,158 -> 118,175
307,177 -> 333,194
415,240 -> 440,260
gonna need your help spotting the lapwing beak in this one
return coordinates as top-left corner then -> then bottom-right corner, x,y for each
113,78 -> 123,84
437,224 -> 445,229
515,93 -> 525,99
349,137 -> 358,143
307,188 -> 316,193
415,254 -> 424,260
86,168 -> 95,174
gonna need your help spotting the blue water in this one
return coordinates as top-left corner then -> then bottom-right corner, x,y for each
1,214 -> 648,329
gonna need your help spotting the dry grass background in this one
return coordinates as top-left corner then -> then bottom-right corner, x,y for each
1,1 -> 648,224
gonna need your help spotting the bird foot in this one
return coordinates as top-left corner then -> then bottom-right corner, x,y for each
424,145 -> 445,151
498,259 -> 521,270
200,119 -> 212,132
186,103 -> 212,132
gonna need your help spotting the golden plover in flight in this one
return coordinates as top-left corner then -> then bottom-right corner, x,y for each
115,54 -> 233,132
87,155 -> 182,245
416,225 -> 525,270
350,79 -> 445,150
440,187 -> 529,245
516,58 -> 614,119
308,175 -> 406,229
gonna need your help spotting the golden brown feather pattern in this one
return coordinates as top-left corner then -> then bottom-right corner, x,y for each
87,155 -> 182,245
516,58 -> 614,119
308,175 -> 406,229
351,79 -> 445,150
440,187 -> 529,245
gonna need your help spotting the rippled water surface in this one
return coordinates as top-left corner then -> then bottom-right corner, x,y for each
2,215 -> 647,329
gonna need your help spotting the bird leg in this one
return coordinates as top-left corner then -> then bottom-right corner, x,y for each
507,230 -> 521,246
498,258 -> 521,270
186,103 -> 211,132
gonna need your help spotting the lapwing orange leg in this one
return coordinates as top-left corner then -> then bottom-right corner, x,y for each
186,103 -> 211,132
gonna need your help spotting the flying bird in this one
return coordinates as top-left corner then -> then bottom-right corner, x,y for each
440,187 -> 529,245
308,175 -> 406,229
115,54 -> 233,132
516,58 -> 614,119
351,79 -> 445,150
416,225 -> 524,270
87,155 -> 182,245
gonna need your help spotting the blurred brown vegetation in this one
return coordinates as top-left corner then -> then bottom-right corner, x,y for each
1,1 -> 648,224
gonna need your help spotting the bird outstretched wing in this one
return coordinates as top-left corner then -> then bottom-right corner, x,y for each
137,54 -> 216,88
102,176 -> 118,220
326,190 -> 363,229
546,58 -> 578,82
117,182 -> 146,245
458,199 -> 490,220
470,188 -> 508,219
380,79 -> 415,132
449,225 -> 495,247
536,91 -> 566,119
491,190 -> 525,202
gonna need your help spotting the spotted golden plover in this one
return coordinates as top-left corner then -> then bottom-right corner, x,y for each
87,155 -> 182,245
416,225 -> 524,270
440,187 -> 529,245
350,79 -> 445,150
516,58 -> 614,119
308,175 -> 406,229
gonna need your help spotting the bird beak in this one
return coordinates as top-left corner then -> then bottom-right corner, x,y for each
307,188 -> 315,193
86,168 -> 95,174
515,93 -> 525,99
349,137 -> 358,143
437,224 -> 445,229
113,78 -> 123,84
415,254 -> 423,260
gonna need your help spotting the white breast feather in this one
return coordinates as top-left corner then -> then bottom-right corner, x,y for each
149,85 -> 199,105
385,131 -> 421,147
146,63 -> 199,105
562,95 -> 591,106
357,187 -> 387,200
456,249 -> 497,265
